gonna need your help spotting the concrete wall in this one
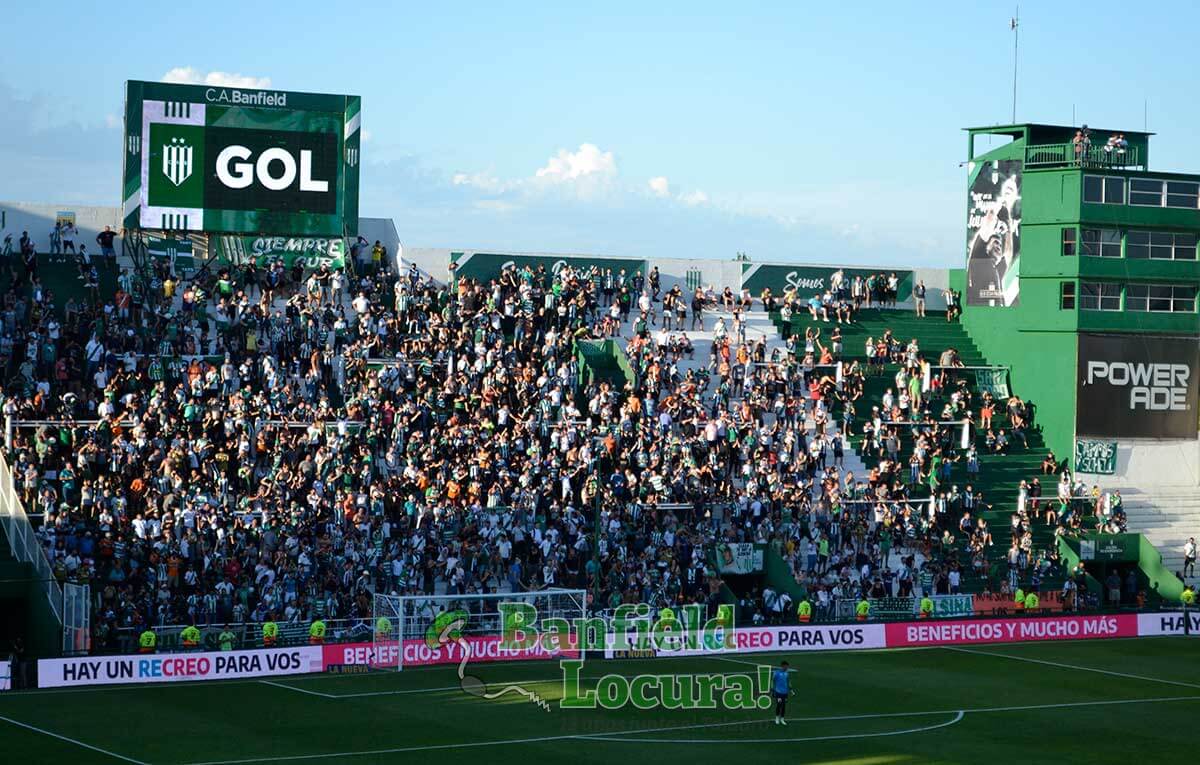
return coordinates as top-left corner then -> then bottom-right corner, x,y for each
1087,440 -> 1200,490
652,256 -> 743,296
406,248 -> 952,307
1,202 -> 122,254
0,206 -> 955,302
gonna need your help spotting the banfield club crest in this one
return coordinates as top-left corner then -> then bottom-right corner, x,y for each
162,136 -> 193,187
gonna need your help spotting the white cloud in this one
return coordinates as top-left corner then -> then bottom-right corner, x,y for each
535,143 -> 616,183
647,176 -> 670,197
361,129 -> 373,143
452,171 -> 507,193
679,189 -> 709,206
474,199 -> 518,213
161,67 -> 272,89
104,113 -> 120,129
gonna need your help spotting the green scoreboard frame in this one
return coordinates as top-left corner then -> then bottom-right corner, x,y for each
122,80 -> 360,237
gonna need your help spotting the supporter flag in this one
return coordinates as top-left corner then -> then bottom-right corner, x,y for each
974,368 -> 1010,398
961,421 -> 971,449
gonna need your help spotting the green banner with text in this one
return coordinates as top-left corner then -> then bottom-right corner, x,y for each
452,252 -> 646,286
214,235 -> 346,269
740,263 -> 914,301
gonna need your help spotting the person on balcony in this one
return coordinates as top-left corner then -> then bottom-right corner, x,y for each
1073,126 -> 1092,164
1103,133 -> 1129,161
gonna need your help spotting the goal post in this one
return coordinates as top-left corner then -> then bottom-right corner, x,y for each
372,589 -> 589,671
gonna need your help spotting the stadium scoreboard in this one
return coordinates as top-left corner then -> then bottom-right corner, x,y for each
122,80 -> 360,237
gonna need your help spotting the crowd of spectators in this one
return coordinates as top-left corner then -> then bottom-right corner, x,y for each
0,242 -> 1139,653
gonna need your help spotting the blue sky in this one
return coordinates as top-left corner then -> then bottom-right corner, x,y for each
2,1 -> 1197,266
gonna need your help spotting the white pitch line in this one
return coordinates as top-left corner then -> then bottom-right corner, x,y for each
328,678 -> 560,698
326,670 -> 754,699
258,680 -> 337,698
177,695 -> 1200,764
0,714 -> 148,764
944,646 -> 1200,690
578,710 -> 966,744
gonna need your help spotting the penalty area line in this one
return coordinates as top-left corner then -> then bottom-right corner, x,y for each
0,713 -> 149,764
943,646 -> 1200,690
577,710 -> 966,744
258,680 -> 337,698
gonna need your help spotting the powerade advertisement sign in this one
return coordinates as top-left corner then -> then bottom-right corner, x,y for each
1076,333 -> 1199,440
123,80 -> 360,236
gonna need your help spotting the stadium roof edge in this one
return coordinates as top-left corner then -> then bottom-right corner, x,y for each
963,122 -> 1155,137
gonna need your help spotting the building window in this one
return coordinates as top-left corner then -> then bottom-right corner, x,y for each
1080,282 -> 1121,311
1126,230 -> 1198,260
1121,178 -> 1200,208
1167,181 -> 1200,209
1081,228 -> 1121,258
1061,228 -> 1077,256
1060,282 -> 1076,310
1126,284 -> 1198,313
1129,178 -> 1165,206
1083,175 -> 1125,204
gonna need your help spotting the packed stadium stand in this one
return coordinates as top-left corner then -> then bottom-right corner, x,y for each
1,141 -> 1198,660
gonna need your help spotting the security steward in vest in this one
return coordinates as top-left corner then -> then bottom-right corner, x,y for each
262,618 -> 279,648
375,616 -> 392,642
855,598 -> 870,621
919,596 -> 934,619
181,624 -> 202,650
797,599 -> 813,623
218,625 -> 236,651
1024,591 -> 1039,612
309,619 -> 327,645
138,628 -> 157,654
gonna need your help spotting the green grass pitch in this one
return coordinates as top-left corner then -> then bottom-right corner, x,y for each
2,637 -> 1197,764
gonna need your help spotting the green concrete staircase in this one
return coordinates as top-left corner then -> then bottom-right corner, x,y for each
774,309 -> 1060,594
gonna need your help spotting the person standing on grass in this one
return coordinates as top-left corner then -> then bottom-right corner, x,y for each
772,660 -> 791,726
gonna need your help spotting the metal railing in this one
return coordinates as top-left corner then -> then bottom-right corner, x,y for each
0,454 -> 63,623
1024,142 -> 1143,170
105,618 -> 370,657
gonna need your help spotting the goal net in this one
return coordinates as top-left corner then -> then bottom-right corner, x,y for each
372,589 -> 588,671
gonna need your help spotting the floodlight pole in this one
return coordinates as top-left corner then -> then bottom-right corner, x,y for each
1011,8 -> 1019,124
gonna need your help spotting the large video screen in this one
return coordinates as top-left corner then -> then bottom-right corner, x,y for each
122,80 -> 360,236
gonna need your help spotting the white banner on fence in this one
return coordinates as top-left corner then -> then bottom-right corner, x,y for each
603,624 -> 886,658
38,646 -> 323,688
1137,612 -> 1200,637
738,624 -> 887,653
0,660 -> 10,691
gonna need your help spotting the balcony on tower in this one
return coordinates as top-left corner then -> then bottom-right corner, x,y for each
967,123 -> 1150,171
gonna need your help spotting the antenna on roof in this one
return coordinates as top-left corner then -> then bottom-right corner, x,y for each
1010,7 -> 1019,123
